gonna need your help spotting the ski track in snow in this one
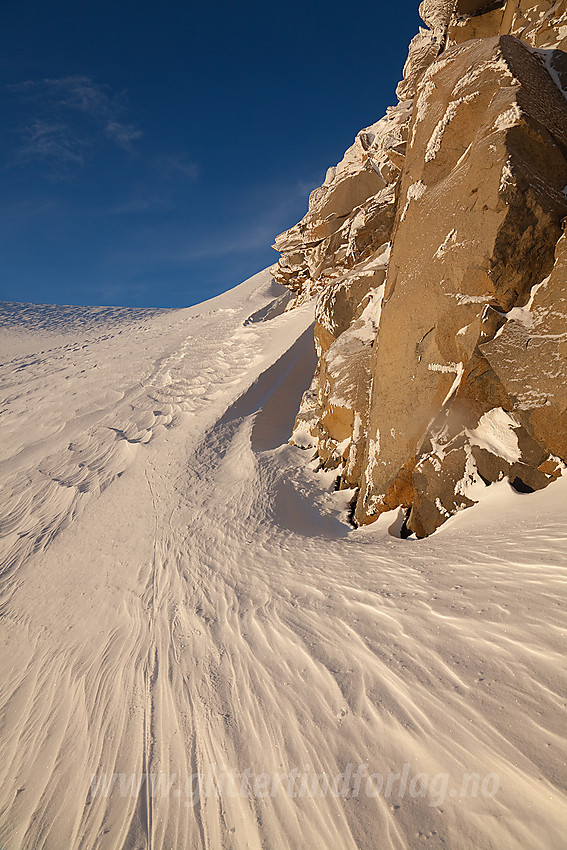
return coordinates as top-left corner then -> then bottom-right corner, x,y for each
0,271 -> 566,850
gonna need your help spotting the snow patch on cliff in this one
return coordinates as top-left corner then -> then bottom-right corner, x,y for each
425,93 -> 480,163
401,180 -> 427,220
467,407 -> 522,464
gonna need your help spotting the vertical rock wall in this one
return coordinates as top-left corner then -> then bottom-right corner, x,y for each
272,0 -> 567,536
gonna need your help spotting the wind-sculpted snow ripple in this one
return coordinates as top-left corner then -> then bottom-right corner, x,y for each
0,275 -> 565,849
0,301 -> 174,335
0,279 -> 307,587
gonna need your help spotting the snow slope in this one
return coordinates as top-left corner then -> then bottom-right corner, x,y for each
0,271 -> 566,850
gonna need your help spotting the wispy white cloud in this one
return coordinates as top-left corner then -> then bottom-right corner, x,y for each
7,75 -> 144,174
17,120 -> 88,166
104,120 -> 144,149
7,76 -> 202,187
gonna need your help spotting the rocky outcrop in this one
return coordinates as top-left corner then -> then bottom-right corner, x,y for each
292,247 -> 389,480
273,0 -> 567,536
482,233 -> 567,464
448,0 -> 567,52
270,104 -> 410,302
356,34 -> 567,535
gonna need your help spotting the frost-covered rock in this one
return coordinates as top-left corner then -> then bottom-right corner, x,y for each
276,0 -> 567,536
419,0 -> 457,36
290,248 -> 388,473
447,0 -> 567,51
355,34 -> 567,535
273,101 -> 411,470
510,0 -> 567,52
396,2 -> 458,100
396,28 -> 444,101
482,233 -> 567,463
271,103 -> 410,303
447,1 -> 509,46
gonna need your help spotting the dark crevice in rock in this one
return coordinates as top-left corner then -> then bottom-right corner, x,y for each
510,476 -> 536,494
456,0 -> 506,18
346,492 -> 359,527
399,510 -> 413,540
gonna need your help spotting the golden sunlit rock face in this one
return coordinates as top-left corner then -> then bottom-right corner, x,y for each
273,0 -> 567,535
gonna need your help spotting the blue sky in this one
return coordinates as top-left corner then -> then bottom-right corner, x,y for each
1,0 -> 421,308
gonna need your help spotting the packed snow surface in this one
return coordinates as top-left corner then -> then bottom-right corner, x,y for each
0,271 -> 566,850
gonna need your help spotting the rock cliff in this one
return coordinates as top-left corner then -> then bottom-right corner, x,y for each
272,0 -> 567,536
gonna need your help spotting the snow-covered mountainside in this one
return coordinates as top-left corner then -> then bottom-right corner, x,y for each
2,1 -> 567,848
0,271 -> 566,849
273,0 -> 567,536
